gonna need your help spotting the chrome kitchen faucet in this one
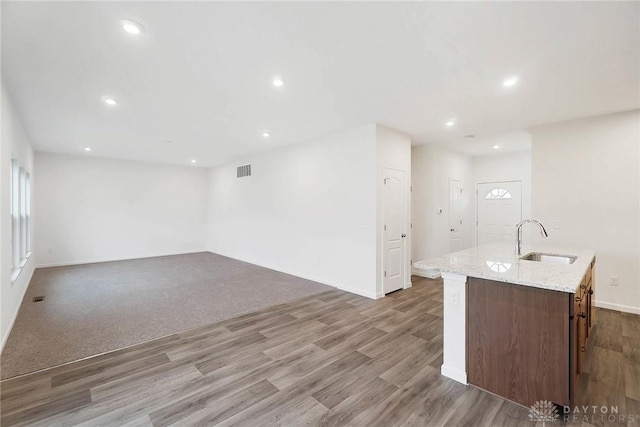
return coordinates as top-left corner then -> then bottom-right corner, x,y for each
516,219 -> 549,255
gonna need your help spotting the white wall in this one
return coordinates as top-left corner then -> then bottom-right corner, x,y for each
207,125 -> 379,298
376,124 -> 412,296
471,151 -> 532,246
412,144 -> 473,268
531,110 -> 640,314
34,152 -> 208,266
1,83 -> 36,350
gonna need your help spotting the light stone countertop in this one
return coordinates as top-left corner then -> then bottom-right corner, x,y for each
414,243 -> 595,293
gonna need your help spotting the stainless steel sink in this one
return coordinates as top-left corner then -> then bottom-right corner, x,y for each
520,252 -> 577,265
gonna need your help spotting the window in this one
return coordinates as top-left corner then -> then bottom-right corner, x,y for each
485,188 -> 512,200
11,160 -> 20,271
25,172 -> 31,255
10,159 -> 31,280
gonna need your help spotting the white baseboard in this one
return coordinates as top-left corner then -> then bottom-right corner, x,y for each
205,250 -> 379,300
412,268 -> 441,279
1,262 -> 35,353
35,250 -> 208,269
338,284 -> 379,300
39,248 -> 380,298
441,364 -> 467,384
595,300 -> 640,315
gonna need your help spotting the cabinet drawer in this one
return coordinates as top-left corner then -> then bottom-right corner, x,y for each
574,277 -> 586,316
578,276 -> 586,297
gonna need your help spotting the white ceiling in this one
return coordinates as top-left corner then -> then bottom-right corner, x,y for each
2,2 -> 638,166
453,131 -> 531,157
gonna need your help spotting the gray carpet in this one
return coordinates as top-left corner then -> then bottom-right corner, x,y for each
0,252 -> 332,379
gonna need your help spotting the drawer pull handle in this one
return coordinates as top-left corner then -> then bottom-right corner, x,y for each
581,346 -> 587,352
579,312 -> 587,318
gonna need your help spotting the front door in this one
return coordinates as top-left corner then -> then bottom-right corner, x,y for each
477,181 -> 522,246
383,169 -> 405,294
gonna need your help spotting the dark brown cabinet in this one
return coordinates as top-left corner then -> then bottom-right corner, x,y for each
571,258 -> 595,395
467,257 -> 595,408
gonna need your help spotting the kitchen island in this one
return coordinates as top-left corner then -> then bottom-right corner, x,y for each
415,243 -> 596,408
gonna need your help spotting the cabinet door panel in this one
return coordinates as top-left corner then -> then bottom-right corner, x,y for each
586,278 -> 593,338
571,306 -> 579,398
467,278 -> 570,407
580,314 -> 588,372
577,300 -> 585,373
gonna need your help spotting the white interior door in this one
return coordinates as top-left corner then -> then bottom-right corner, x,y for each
449,179 -> 463,252
477,181 -> 522,246
383,169 -> 405,294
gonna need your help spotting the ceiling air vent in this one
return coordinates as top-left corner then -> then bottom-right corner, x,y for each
237,164 -> 251,178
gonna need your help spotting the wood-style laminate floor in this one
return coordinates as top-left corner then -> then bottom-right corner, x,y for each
1,276 -> 638,426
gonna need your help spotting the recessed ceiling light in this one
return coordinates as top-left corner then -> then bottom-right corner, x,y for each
84,147 -> 92,152
191,159 -> 197,164
502,76 -> 518,87
102,96 -> 117,106
121,19 -> 144,35
272,77 -> 284,87
445,120 -> 455,127
262,132 -> 271,138
493,144 -> 500,149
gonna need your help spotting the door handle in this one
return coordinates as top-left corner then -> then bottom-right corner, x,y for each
401,234 -> 406,238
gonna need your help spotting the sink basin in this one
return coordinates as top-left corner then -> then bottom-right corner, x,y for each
520,252 -> 577,265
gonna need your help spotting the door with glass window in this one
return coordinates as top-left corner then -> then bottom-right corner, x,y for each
477,181 -> 522,246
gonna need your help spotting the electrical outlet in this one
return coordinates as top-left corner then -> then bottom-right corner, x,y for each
610,276 -> 619,286
450,290 -> 459,306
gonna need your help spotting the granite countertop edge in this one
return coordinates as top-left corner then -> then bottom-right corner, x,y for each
414,243 -> 596,294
